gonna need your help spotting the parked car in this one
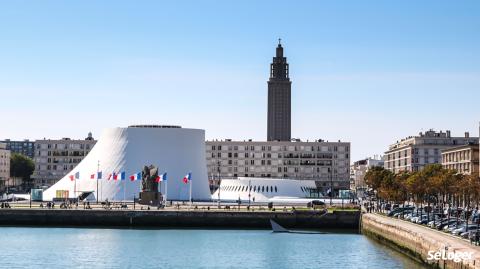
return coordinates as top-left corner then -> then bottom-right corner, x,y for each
388,206 -> 414,217
452,224 -> 479,235
460,231 -> 472,239
437,219 -> 458,230
469,230 -> 480,242
445,221 -> 464,233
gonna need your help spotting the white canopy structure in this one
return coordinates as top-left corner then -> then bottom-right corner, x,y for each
212,177 -> 318,203
43,125 -> 211,201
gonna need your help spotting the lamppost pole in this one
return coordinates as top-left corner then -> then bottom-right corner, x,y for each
248,180 -> 251,207
96,160 -> 100,204
330,170 -> 333,206
217,160 -> 221,208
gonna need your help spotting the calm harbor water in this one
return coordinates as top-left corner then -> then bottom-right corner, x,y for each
0,227 -> 425,269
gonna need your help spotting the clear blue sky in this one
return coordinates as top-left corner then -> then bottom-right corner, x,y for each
1,1 -> 479,162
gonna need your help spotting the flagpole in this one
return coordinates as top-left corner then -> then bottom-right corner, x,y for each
74,175 -> 76,202
96,160 -> 100,204
189,175 -> 192,206
165,178 -> 168,205
123,176 -> 126,204
100,175 -> 103,202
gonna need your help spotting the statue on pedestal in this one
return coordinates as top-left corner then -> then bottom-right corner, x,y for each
139,164 -> 162,205
141,165 -> 159,192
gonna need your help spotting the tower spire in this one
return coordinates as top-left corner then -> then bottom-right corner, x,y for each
267,40 -> 291,141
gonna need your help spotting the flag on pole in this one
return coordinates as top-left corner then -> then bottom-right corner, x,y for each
182,173 -> 191,184
69,174 -> 74,181
155,172 -> 167,183
75,171 -> 80,180
92,171 -> 103,179
113,172 -> 125,180
129,172 -> 141,181
110,172 -> 115,180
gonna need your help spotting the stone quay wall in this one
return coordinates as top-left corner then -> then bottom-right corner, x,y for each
0,209 -> 360,230
362,213 -> 480,269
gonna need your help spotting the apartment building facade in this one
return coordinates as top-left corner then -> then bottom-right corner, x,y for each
0,143 -> 11,192
32,133 -> 96,188
206,139 -> 350,192
442,143 -> 479,175
384,130 -> 478,173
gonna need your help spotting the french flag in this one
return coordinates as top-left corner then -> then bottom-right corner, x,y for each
130,172 -> 141,181
155,172 -> 167,183
91,171 -> 103,180
114,172 -> 125,180
182,172 -> 191,184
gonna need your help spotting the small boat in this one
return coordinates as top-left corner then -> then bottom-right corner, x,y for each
270,219 -> 327,234
270,219 -> 290,233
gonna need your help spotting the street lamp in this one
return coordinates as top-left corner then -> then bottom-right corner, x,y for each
217,160 -> 221,209
329,169 -> 333,206
248,180 -> 251,207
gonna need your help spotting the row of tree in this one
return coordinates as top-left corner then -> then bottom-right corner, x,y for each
364,164 -> 480,210
5,153 -> 35,191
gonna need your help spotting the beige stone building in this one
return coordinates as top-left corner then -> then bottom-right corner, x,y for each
206,139 -> 350,192
384,130 -> 478,173
32,133 -> 96,188
442,143 -> 479,175
0,143 -> 11,192
350,156 -> 384,193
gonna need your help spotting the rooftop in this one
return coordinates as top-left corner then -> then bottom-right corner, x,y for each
128,125 -> 181,129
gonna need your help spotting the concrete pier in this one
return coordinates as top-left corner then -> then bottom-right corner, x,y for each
0,209 -> 360,230
362,213 -> 480,269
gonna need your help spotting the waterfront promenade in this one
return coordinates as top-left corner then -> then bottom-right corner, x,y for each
363,213 -> 480,269
0,202 -> 360,230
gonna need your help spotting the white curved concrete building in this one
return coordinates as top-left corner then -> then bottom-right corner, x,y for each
212,177 -> 318,203
43,125 -> 211,201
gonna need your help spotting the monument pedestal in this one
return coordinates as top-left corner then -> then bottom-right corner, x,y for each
139,191 -> 162,206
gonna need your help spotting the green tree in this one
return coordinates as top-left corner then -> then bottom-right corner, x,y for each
465,175 -> 480,208
432,168 -> 457,217
364,166 -> 388,191
406,172 -> 425,209
10,153 -> 35,190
